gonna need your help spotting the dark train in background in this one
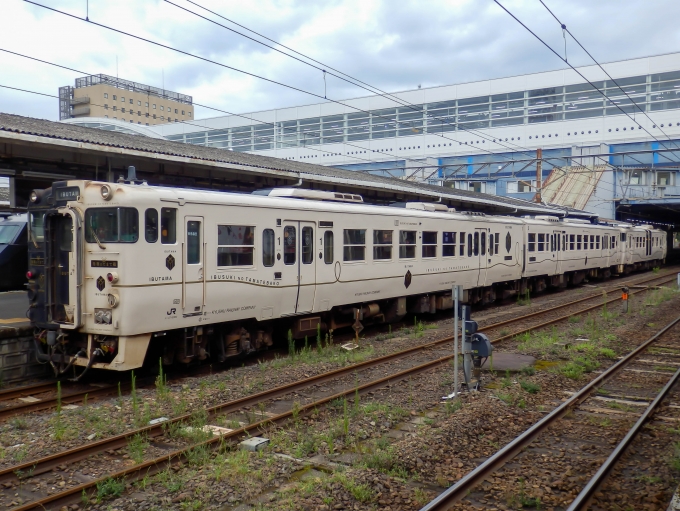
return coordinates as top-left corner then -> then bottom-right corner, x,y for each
0,213 -> 28,291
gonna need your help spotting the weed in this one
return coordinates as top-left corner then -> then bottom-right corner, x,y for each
497,393 -> 514,405
56,381 -> 62,414
653,266 -> 661,274
10,417 -> 28,430
128,433 -> 149,464
316,324 -> 322,351
520,380 -> 541,394
444,399 -> 462,414
599,348 -> 617,359
155,358 -> 170,402
671,442 -> 680,471
96,477 -> 125,502
568,315 -> 581,323
501,370 -> 512,388
517,399 -> 526,409
288,329 -> 296,359
343,397 -> 350,436
521,366 -> 536,376
588,416 -> 611,427
413,487 -> 429,506
517,289 -> 531,306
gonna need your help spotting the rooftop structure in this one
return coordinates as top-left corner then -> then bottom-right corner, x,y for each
58,74 -> 194,126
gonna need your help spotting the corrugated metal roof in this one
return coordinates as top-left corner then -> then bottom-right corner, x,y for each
0,112 -> 566,215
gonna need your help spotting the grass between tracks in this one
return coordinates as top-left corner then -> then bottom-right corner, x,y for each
514,286 -> 679,380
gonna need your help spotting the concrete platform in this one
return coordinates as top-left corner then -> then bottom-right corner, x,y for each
484,352 -> 536,372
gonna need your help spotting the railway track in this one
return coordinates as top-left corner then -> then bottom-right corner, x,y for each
419,312 -> 680,511
0,268 -> 675,422
0,272 -> 677,509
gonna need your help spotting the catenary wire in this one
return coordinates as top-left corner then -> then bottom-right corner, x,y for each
23,0 -> 568,171
538,0 -> 680,151
492,0 -> 679,165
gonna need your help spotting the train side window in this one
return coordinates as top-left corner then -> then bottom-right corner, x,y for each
620,233 -> 626,242
217,225 -> 254,266
537,233 -> 545,252
302,226 -> 313,264
422,231 -> 437,258
459,232 -> 466,256
590,235 -> 594,250
373,230 -> 393,260
284,226 -> 297,265
262,229 -> 275,267
480,232 -> 485,255
494,233 -> 499,254
467,233 -> 472,257
343,229 -> 366,261
577,235 -> 582,250
187,221 -> 201,265
473,232 -> 479,256
528,233 -> 536,252
324,231 -> 334,264
569,234 -> 574,250
596,235 -> 600,249
399,230 -> 416,259
161,208 -> 176,244
443,231 -> 456,257
145,208 -> 158,243
488,234 -> 494,256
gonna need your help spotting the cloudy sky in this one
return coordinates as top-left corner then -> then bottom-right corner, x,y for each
1,0 -> 679,123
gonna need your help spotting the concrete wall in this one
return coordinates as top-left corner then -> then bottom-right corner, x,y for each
0,327 -> 47,383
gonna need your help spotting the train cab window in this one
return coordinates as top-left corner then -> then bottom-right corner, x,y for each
343,229 -> 366,261
284,226 -> 297,265
302,226 -> 313,264
29,212 -> 45,242
217,225 -> 254,266
577,235 -> 582,250
145,208 -> 158,243
443,232 -> 456,257
422,231 -> 437,258
494,233 -> 500,254
528,233 -> 536,252
459,232 -> 466,256
468,233 -> 473,257
263,229 -> 275,267
488,234 -> 494,256
596,236 -> 600,249
399,231 -> 416,259
324,231 -> 334,264
85,207 -> 138,243
373,230 -> 393,260
161,208 -> 176,244
537,233 -> 545,252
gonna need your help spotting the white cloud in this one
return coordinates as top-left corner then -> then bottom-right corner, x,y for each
1,0 -> 678,122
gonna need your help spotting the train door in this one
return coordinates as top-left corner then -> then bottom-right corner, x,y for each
552,230 -> 562,275
281,221 -> 317,315
183,216 -> 204,316
646,230 -> 652,257
45,209 -> 81,328
297,222 -> 316,313
475,228 -> 487,286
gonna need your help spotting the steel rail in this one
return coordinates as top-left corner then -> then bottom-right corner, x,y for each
567,364 -> 680,510
419,313 -> 680,511
0,273 -> 675,483
12,352 -> 456,511
0,268 -> 673,418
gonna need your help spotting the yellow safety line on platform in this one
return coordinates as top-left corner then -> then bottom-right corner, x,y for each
0,318 -> 28,324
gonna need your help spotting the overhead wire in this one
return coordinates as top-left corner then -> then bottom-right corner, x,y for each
538,0 -> 680,151
23,0 -> 563,172
492,0 -> 680,166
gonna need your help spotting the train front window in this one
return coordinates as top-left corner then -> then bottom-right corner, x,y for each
85,208 -> 139,243
29,212 -> 45,242
0,225 -> 20,244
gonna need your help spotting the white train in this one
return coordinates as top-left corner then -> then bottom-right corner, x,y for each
25,177 -> 666,376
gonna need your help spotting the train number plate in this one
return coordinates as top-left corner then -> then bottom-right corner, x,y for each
55,186 -> 80,202
91,260 -> 118,268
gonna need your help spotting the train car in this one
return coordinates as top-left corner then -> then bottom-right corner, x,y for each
24,178 -> 666,378
0,213 -> 28,291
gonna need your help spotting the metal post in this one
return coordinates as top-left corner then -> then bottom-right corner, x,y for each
535,148 -> 542,203
444,285 -> 461,400
622,286 -> 629,313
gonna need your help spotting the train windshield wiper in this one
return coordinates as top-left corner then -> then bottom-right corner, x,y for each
89,223 -> 106,250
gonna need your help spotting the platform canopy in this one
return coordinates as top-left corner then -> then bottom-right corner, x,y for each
0,113 -> 586,219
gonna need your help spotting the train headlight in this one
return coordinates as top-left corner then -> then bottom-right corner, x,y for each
107,293 -> 119,308
29,191 -> 39,203
100,184 -> 113,200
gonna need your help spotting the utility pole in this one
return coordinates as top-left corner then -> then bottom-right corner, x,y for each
535,147 -> 542,203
